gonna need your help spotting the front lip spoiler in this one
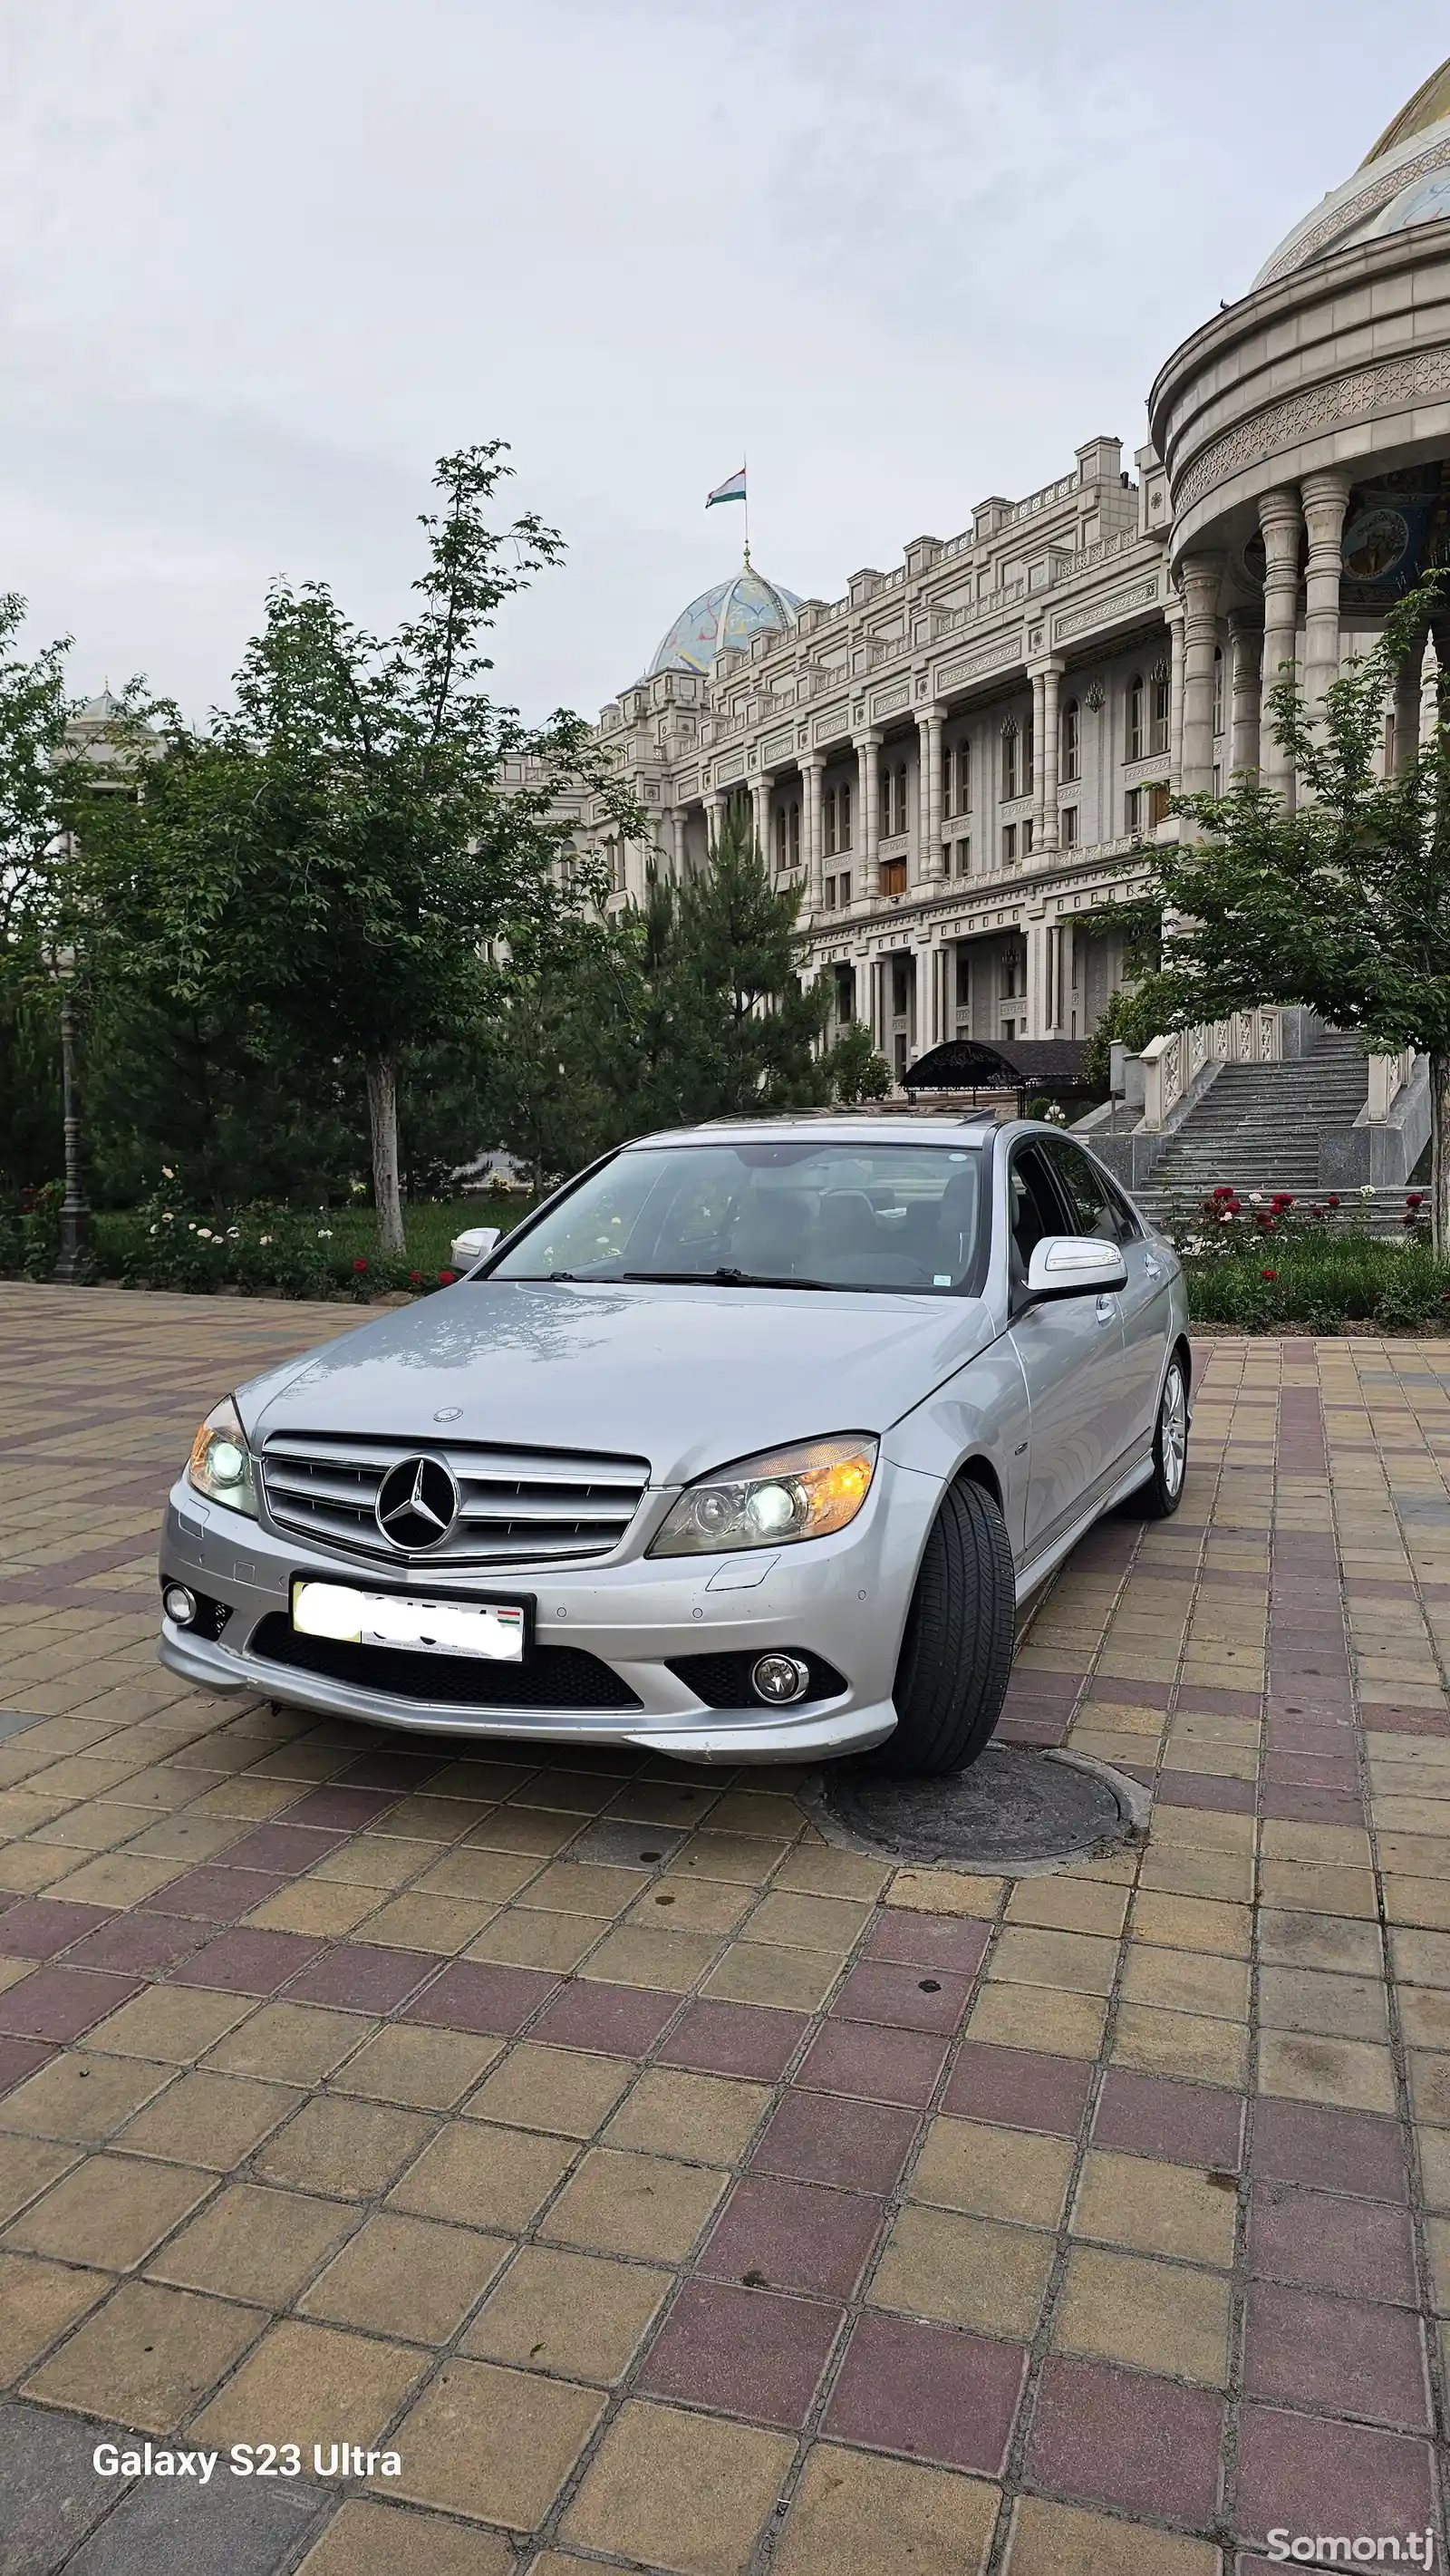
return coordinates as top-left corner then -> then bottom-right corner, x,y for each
157,1622 -> 897,1767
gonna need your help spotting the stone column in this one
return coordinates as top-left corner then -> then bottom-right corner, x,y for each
1179,554 -> 1224,800
1226,609 -> 1263,776
1165,599 -> 1185,791
1034,659 -> 1063,857
706,789 -> 727,849
1259,485 -> 1303,802
801,756 -> 825,912
749,772 -> 772,862
1029,668 -> 1046,852
914,702 -> 946,884
1024,917 -> 1049,1040
856,731 -> 882,899
670,809 -> 688,878
1300,465 -> 1352,729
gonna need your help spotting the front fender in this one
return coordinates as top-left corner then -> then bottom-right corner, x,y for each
881,1331 -> 1030,1564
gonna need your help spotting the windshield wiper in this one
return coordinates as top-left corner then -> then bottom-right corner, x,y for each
619,1267 -> 837,1291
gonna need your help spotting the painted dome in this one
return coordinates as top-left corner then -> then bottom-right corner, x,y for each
1254,55 -> 1450,289
648,565 -> 802,676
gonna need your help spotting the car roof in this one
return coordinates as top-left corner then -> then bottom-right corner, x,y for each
619,1114 -> 1002,1150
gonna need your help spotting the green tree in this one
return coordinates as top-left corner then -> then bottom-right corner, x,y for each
0,595 -> 72,1187
54,446 -> 643,1255
664,799 -> 832,1115
823,1017 -> 891,1103
1108,575 -> 1450,1252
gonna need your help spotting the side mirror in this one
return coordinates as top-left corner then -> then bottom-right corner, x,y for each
1026,1235 -> 1127,1302
450,1225 -> 501,1269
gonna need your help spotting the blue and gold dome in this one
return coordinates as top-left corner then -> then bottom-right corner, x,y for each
648,564 -> 803,676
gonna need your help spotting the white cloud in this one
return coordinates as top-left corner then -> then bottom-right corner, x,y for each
0,0 -> 1443,719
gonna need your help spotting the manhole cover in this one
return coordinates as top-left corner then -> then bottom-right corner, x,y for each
817,1746 -> 1138,1871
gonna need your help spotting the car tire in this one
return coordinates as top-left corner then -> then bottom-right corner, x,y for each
1139,1349 -> 1190,1519
876,1476 -> 1016,1777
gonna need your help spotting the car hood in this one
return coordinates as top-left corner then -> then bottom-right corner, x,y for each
239,1279 -> 1000,1487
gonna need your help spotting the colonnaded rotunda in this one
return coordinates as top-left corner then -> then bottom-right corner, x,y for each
522,56 -> 1450,1196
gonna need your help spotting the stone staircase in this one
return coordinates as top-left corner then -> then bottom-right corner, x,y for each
1130,1031 -> 1377,1231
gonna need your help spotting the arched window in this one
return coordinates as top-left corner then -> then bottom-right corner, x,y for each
1001,723 -> 1020,802
1127,675 -> 1145,762
1151,668 -> 1170,755
1213,646 -> 1224,740
1023,714 -> 1035,795
1061,700 -> 1079,783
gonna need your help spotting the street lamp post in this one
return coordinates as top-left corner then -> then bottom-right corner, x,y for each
53,950 -> 92,1283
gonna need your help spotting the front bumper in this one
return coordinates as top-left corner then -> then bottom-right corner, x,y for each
157,1464 -> 941,1764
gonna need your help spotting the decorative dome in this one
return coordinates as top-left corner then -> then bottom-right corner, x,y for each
1255,56 -> 1450,289
648,563 -> 802,676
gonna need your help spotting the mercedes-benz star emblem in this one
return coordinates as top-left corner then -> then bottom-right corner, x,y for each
432,1407 -> 462,1423
375,1455 -> 459,1551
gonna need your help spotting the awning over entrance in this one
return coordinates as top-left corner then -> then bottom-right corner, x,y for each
900,1038 -> 1090,1091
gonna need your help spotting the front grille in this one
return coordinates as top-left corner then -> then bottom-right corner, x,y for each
666,1649 -> 848,1709
260,1430 -> 651,1568
248,1613 -> 641,1709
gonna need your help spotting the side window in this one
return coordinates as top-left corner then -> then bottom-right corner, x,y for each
1043,1141 -> 1117,1243
1007,1144 -> 1070,1292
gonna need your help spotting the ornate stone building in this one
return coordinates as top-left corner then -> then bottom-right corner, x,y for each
570,55 -> 1450,1091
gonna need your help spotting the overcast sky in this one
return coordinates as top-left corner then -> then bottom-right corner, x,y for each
0,0 -> 1444,726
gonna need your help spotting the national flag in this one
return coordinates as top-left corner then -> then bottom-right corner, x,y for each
706,466 -> 747,509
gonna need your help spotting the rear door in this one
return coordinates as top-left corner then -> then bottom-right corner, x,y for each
1047,1139 -> 1169,1461
1005,1140 -> 1125,1562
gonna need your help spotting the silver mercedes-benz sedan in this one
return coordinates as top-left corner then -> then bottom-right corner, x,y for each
159,1116 -> 1190,1776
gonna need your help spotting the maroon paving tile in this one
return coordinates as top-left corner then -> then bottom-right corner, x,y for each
827,1960 -> 972,2035
1174,1683 -> 1263,1719
748,2089 -> 917,2194
169,1927 -> 325,1997
1262,1749 -> 1359,1788
334,1749 -> 448,1788
1026,2354 -> 1225,2523
1000,1671 -> 1083,1715
401,1958 -> 558,2037
0,2034 -> 59,2095
658,2000 -> 807,2082
1257,1781 -> 1366,1827
208,1822 -> 347,1874
792,2021 -> 947,2109
1088,1675 -> 1172,1709
280,1785 -> 401,1829
1155,1772 -> 1258,1815
1252,2100 -> 1408,2204
287,1943 -> 439,2014
1357,1701 -> 1450,1735
1092,2069 -> 1244,2170
941,2043 -> 1092,2136
994,1712 -> 1071,1747
701,2174 -> 884,2299
526,1979 -> 674,2058
824,2310 -> 1027,2474
635,2280 -> 840,2428
0,1899 -> 117,1958
864,1912 -> 992,1970
1235,2406 -> 1437,2546
0,1966 -> 144,2041
138,1866 -> 291,1922
1242,2281 -> 1432,2429
1248,2184 -> 1418,2304
64,1913 -> 208,1975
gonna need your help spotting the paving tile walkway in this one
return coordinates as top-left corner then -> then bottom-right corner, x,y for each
0,1283 -> 1446,2574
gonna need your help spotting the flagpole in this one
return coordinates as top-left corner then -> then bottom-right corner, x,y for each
743,454 -> 749,569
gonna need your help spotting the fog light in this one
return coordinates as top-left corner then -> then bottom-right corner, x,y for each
751,1652 -> 811,1706
163,1584 -> 198,1627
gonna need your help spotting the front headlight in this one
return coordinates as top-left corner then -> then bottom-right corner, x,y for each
649,1434 -> 878,1557
187,1396 -> 259,1520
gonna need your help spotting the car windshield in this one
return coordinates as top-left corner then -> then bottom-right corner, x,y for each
489,1138 -> 988,1294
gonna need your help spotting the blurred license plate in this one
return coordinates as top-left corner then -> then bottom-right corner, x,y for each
292,1581 -> 525,1661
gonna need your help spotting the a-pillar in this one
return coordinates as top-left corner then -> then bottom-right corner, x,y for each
801,756 -> 825,912
1259,486 -> 1302,804
856,731 -> 882,899
1179,553 -> 1225,799
1226,608 -> 1263,777
1300,465 -> 1352,734
1165,599 -> 1185,790
914,702 -> 946,886
749,771 -> 773,863
1031,658 -> 1063,857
